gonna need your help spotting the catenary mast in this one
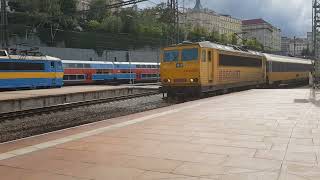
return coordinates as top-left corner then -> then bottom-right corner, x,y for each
0,0 -> 8,49
167,0 -> 179,45
313,0 -> 320,88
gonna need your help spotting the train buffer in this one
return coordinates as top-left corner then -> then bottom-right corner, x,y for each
0,88 -> 320,179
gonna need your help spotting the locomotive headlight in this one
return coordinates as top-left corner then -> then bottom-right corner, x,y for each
190,78 -> 198,83
163,79 -> 171,83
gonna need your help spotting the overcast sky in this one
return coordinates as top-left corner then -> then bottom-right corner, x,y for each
139,0 -> 312,38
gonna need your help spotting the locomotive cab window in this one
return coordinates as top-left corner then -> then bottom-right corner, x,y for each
182,48 -> 198,61
0,50 -> 7,56
163,50 -> 179,62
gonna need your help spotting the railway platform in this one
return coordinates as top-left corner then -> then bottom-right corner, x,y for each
0,85 -> 159,114
1,88 -> 320,180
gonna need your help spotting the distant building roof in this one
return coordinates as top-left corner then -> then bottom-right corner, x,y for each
242,18 -> 280,31
242,18 -> 268,25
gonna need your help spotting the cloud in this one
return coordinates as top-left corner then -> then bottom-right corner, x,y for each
139,0 -> 312,37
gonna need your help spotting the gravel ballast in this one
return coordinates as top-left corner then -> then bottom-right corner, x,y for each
0,95 -> 174,143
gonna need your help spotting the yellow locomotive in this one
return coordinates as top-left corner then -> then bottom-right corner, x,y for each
160,41 -> 312,97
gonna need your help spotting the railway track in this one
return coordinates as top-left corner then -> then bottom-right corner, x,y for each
0,91 -> 160,121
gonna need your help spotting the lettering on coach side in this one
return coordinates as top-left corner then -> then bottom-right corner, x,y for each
218,70 -> 240,81
184,69 -> 198,73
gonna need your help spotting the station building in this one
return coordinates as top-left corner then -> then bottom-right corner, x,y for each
181,0 -> 242,38
242,18 -> 281,52
76,0 -> 122,11
281,33 -> 314,57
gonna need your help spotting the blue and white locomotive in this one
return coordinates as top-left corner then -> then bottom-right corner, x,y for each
0,50 -> 64,89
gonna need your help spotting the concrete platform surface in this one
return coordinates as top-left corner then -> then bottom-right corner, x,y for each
0,85 -> 159,114
0,89 -> 320,180
0,85 -> 155,101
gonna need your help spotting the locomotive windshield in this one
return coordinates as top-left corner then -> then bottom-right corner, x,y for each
0,50 -> 7,57
163,50 -> 179,62
182,48 -> 199,61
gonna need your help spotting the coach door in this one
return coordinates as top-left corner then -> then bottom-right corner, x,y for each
208,50 -> 213,82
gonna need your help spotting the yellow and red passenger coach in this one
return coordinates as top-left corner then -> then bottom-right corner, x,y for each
160,41 -> 312,97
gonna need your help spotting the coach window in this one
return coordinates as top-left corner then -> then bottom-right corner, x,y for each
77,75 -> 85,80
84,64 -> 91,68
67,75 -> 76,80
202,50 -> 206,62
76,64 -> 83,68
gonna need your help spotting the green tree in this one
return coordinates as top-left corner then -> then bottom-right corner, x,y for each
209,30 -> 220,43
188,26 -> 208,41
10,0 -> 79,30
229,33 -> 238,45
88,0 -> 110,22
119,8 -> 140,34
243,38 -> 264,51
101,16 -> 123,33
220,34 -> 229,44
60,0 -> 77,15
87,20 -> 101,31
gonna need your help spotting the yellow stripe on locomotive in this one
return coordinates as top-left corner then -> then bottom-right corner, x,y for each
0,72 -> 64,79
